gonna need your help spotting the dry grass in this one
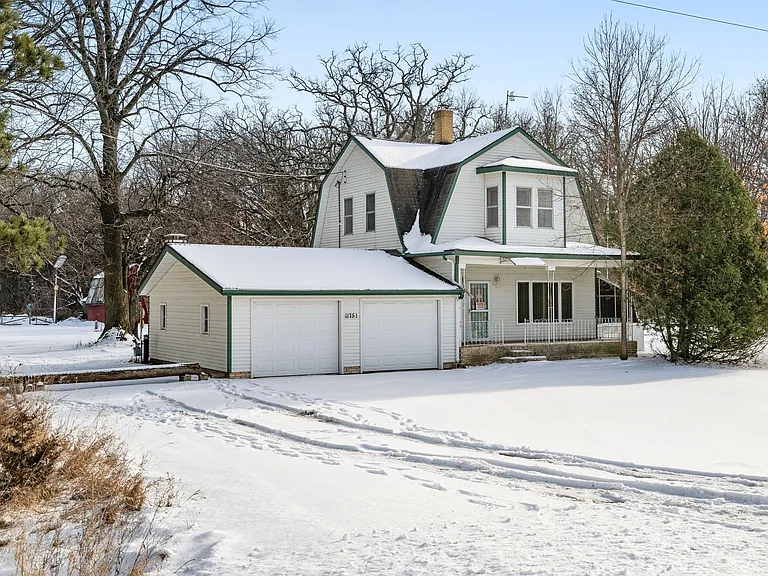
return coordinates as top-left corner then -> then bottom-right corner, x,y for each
0,391 -> 174,575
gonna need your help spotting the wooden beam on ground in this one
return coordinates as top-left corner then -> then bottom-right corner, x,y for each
0,363 -> 203,388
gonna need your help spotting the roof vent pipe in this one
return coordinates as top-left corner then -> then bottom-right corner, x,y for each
433,109 -> 454,145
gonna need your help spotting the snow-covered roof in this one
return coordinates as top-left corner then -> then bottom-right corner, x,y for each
404,234 -> 627,259
355,128 -> 517,170
141,244 -> 461,295
480,156 -> 577,173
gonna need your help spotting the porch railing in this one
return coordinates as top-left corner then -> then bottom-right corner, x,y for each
460,317 -> 633,345
463,320 -> 505,345
523,318 -> 628,344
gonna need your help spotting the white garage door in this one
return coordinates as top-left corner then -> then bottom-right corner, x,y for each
251,300 -> 338,377
361,300 -> 438,372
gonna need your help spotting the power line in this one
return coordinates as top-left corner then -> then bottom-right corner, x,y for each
611,0 -> 768,33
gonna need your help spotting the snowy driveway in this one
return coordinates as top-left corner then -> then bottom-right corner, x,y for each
3,321 -> 768,574
35,359 -> 768,576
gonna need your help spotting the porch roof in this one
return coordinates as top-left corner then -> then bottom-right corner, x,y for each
403,236 -> 634,260
476,156 -> 578,177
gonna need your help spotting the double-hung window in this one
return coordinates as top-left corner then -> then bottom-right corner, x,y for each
365,193 -> 376,232
517,282 -> 573,322
200,305 -> 209,335
516,187 -> 532,227
486,186 -> 499,228
159,303 -> 167,330
343,197 -> 353,235
538,189 -> 554,228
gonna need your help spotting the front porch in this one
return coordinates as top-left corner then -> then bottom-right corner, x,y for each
406,239 -> 643,353
455,255 -> 642,349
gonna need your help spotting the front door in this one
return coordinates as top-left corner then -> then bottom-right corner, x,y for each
468,282 -> 490,340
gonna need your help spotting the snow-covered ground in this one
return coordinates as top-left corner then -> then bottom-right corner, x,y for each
1,324 -> 767,574
0,318 -> 135,374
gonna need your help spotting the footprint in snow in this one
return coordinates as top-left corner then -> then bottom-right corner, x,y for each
421,481 -> 446,491
521,503 -> 540,512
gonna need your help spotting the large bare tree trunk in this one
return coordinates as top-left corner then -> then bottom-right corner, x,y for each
617,194 -> 629,360
10,0 -> 276,336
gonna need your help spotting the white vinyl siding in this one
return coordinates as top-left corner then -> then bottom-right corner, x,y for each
412,256 -> 455,283
464,264 -> 594,342
503,174 -> 570,246
565,178 -> 595,243
315,144 -> 401,250
148,261 -> 227,372
230,296 -> 251,374
436,132 -> 555,242
230,294 -> 457,374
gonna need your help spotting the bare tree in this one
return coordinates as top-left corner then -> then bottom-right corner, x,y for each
8,0 -> 277,334
569,15 -> 698,360
289,43 -> 485,143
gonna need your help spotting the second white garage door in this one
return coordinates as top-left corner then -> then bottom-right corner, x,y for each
361,300 -> 438,372
251,300 -> 338,377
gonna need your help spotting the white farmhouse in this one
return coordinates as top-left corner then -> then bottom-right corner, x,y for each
140,109 -> 640,378
313,109 -> 640,348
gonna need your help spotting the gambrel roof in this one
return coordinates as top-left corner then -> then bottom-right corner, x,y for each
313,127 -> 582,249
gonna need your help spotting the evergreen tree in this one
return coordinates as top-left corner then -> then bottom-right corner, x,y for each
0,214 -> 59,272
630,129 -> 768,363
0,0 -> 62,270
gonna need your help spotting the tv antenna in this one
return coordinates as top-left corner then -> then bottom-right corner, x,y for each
505,90 -> 529,118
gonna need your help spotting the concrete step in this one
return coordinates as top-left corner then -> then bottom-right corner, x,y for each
504,349 -> 534,356
499,355 -> 547,364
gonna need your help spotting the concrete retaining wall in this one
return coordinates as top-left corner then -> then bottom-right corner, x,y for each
460,341 -> 638,366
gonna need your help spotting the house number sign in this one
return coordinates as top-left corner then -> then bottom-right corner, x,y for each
344,312 -> 358,319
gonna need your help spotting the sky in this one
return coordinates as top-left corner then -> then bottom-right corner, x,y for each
257,0 -> 768,114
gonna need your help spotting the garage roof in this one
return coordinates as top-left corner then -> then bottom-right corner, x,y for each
139,244 -> 462,296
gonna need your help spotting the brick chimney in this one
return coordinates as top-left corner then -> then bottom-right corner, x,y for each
433,109 -> 454,145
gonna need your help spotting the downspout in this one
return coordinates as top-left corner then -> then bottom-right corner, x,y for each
562,176 -> 567,248
502,172 -> 507,245
454,254 -> 461,357
336,180 -> 342,248
226,295 -> 232,376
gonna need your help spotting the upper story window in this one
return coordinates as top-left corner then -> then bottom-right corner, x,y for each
365,193 -> 376,232
343,197 -> 353,235
538,189 -> 554,228
200,304 -> 209,335
516,187 -> 532,227
486,186 -> 499,228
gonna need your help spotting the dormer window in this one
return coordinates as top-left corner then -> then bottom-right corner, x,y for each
486,186 -> 499,228
538,189 -> 554,228
516,188 -> 532,227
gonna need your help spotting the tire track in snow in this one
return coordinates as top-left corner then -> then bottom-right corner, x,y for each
145,390 -> 768,512
212,382 -> 768,490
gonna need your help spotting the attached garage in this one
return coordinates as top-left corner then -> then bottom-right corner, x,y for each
139,243 -> 462,378
361,300 -> 440,372
251,300 -> 339,377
